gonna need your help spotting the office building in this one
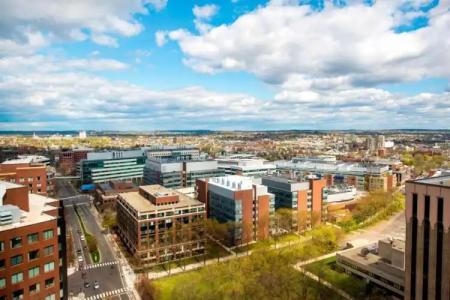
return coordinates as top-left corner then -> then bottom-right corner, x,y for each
405,176 -> 450,300
79,150 -> 146,184
261,176 -> 326,230
0,181 -> 67,300
116,185 -> 206,266
0,158 -> 50,195
277,156 -> 396,192
215,156 -> 276,177
58,149 -> 90,175
337,238 -> 405,298
144,158 -> 224,188
94,181 -> 138,208
145,146 -> 200,161
196,175 -> 275,245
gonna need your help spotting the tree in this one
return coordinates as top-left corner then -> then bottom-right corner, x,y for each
102,208 -> 117,232
135,277 -> 159,300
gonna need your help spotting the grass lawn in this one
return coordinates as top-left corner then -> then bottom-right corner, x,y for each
155,271 -> 202,300
304,256 -> 367,299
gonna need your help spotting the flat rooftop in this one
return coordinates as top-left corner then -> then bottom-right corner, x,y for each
412,175 -> 450,187
0,193 -> 57,232
119,185 -> 204,213
1,155 -> 49,165
208,175 -> 253,191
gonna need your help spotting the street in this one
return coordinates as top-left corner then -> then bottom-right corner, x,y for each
56,179 -> 131,299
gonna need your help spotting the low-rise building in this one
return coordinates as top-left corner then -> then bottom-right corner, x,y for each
261,176 -> 326,230
79,150 -> 146,184
196,175 -> 275,245
94,181 -> 139,208
0,181 -> 67,300
144,158 -> 224,188
216,156 -> 276,177
116,185 -> 206,266
0,157 -> 50,195
337,238 -> 405,298
58,149 -> 90,175
276,156 -> 396,192
145,146 -> 200,161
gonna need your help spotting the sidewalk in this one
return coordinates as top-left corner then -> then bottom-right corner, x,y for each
146,235 -> 312,279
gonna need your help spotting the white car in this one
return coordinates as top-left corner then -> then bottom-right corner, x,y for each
77,255 -> 83,262
80,235 -> 85,241
94,281 -> 100,289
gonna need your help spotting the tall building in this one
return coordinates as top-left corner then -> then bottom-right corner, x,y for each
261,176 -> 326,230
143,158 -> 223,188
0,158 -> 49,195
196,175 -> 275,245
116,185 -> 206,266
377,135 -> 386,150
405,176 -> 450,300
79,150 -> 146,184
78,131 -> 87,139
215,156 -> 276,177
0,181 -> 67,300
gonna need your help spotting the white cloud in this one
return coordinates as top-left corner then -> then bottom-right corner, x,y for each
169,1 -> 450,87
155,30 -> 168,47
0,54 -> 449,130
192,4 -> 220,33
193,4 -> 219,20
0,0 -> 167,54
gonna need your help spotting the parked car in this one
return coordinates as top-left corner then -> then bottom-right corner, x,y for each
80,235 -> 85,241
94,281 -> 100,289
78,255 -> 83,262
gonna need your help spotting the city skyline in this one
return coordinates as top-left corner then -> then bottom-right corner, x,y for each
1,0 -> 449,130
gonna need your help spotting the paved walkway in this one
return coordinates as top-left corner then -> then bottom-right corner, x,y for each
146,235 -> 312,279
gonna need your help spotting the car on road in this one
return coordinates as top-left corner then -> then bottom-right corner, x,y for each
78,255 -> 83,262
84,281 -> 90,288
94,281 -> 100,289
77,229 -> 82,234
80,235 -> 85,241
77,249 -> 82,255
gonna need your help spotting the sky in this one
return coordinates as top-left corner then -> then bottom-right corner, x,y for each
0,0 -> 449,131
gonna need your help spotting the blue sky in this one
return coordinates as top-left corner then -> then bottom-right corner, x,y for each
0,0 -> 449,130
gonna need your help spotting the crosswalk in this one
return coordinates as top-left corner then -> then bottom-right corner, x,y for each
84,261 -> 118,270
85,288 -> 128,300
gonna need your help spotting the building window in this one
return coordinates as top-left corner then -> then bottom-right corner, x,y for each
29,283 -> 40,295
10,255 -> 23,266
28,250 -> 39,261
43,229 -> 54,240
19,177 -> 24,183
10,237 -> 22,248
0,260 -> 4,269
45,278 -> 54,288
44,245 -> 54,256
44,262 -> 55,273
0,241 -> 4,252
0,278 -> 5,289
11,272 -> 23,284
29,266 -> 40,278
37,176 -> 41,181
45,294 -> 56,300
12,289 -> 23,300
28,233 -> 39,244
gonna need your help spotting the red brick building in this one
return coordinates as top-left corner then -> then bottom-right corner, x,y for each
95,181 -> 138,208
0,162 -> 48,196
261,176 -> 327,231
58,150 -> 89,175
0,181 -> 67,300
196,175 -> 275,245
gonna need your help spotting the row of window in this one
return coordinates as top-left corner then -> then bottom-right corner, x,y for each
0,283 -> 55,300
0,230 -> 54,251
0,245 -> 54,269
138,207 -> 205,220
0,262 -> 55,288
